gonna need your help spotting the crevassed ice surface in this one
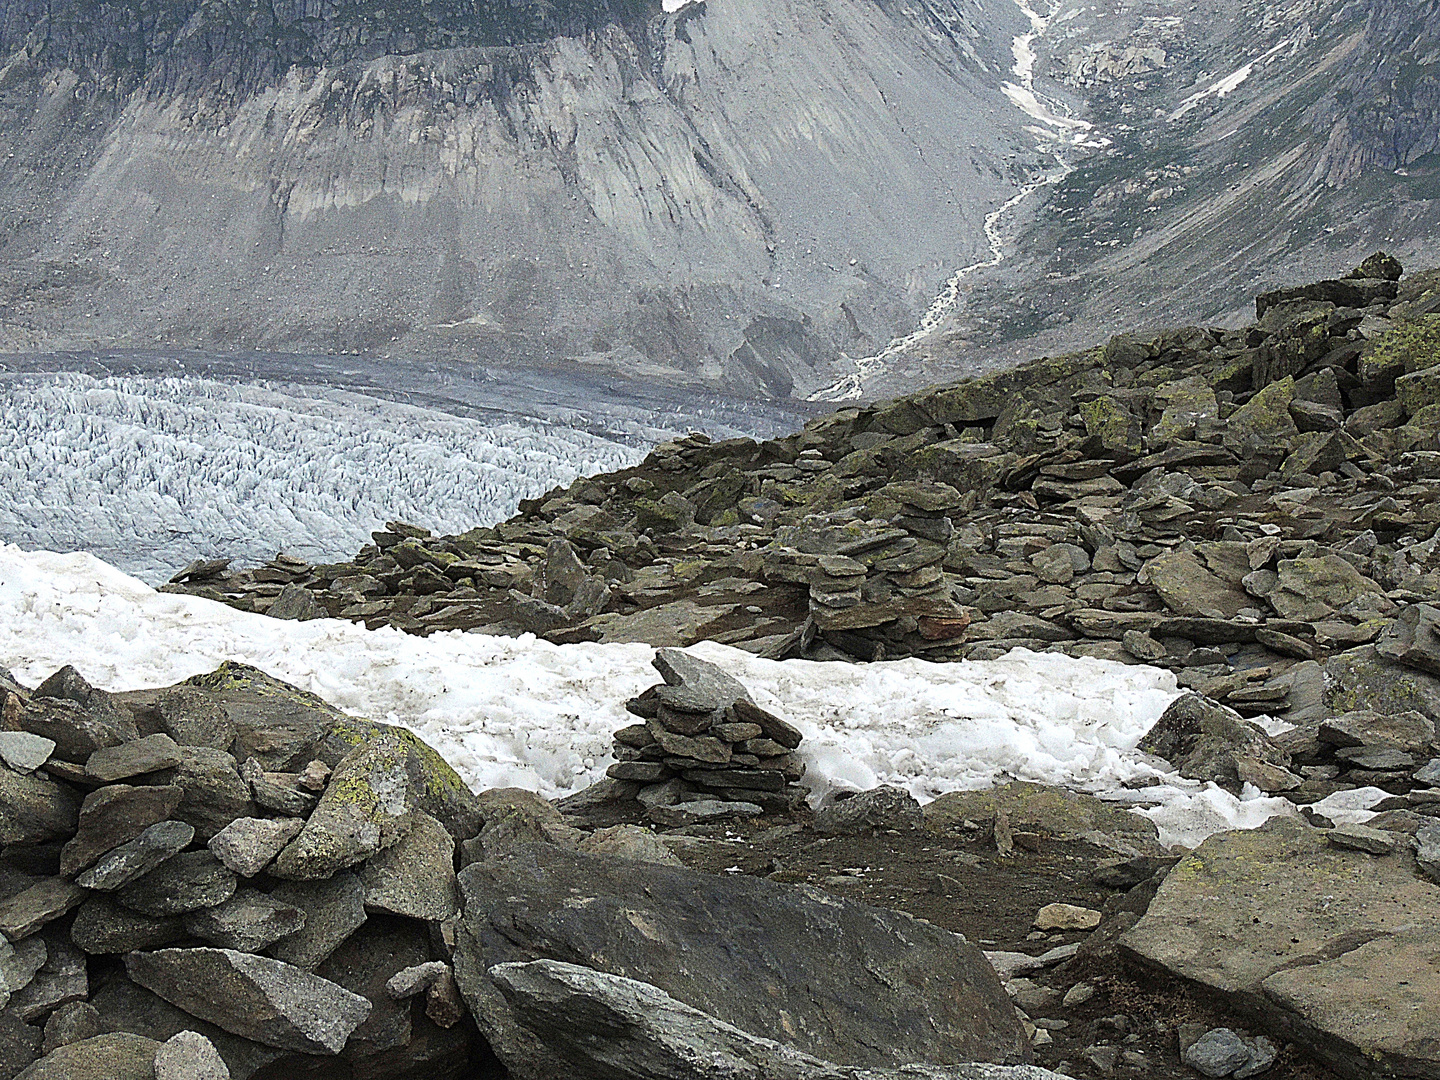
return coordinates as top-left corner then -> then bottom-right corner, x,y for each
0,544 -> 1377,848
0,372 -> 708,583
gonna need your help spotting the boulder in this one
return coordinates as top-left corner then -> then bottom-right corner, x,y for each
0,765 -> 78,846
813,786 -> 923,835
0,734 -> 55,775
14,1032 -> 160,1080
40,1001 -> 101,1054
266,873 -> 367,971
271,737 -> 421,880
651,649 -> 751,713
453,844 -> 1029,1080
1121,817 -> 1440,1080
1376,603 -> 1440,677
183,664 -> 341,771
157,747 -> 256,842
491,959 -> 1069,1080
152,685 -> 236,750
60,785 -> 184,876
1269,557 -> 1383,621
1324,646 -> 1440,725
9,938 -> 87,1021
21,668 -> 138,761
0,880 -> 86,942
1136,695 -> 1292,792
359,811 -> 458,922
183,889 -> 306,953
922,782 -> 1160,849
1223,377 -> 1298,455
207,817 -> 304,878
70,897 -> 186,954
124,948 -> 372,1055
1317,710 -> 1435,755
1145,552 -> 1251,620
114,852 -> 237,917
576,825 -> 683,867
84,734 -> 183,783
75,821 -> 194,891
153,1030 -> 230,1080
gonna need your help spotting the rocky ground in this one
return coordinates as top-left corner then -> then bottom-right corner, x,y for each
12,251 -> 1440,1079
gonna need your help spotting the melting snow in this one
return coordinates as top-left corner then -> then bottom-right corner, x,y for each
0,544 -> 1361,848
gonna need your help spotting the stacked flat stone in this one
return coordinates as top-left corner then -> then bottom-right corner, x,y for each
606,649 -> 807,822
0,661 -> 488,1080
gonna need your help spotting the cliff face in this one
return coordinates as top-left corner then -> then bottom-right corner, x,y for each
0,0 -> 1033,396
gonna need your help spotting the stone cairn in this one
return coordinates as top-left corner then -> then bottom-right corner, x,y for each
0,661 -> 491,1080
606,649 -> 808,827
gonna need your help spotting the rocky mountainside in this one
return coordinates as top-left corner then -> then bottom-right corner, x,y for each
1,0 -> 1435,398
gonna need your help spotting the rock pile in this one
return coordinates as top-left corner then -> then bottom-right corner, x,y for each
0,661 -> 488,1080
171,254 -> 1440,723
607,649 -> 808,827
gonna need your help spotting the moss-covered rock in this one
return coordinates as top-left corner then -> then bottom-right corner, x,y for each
1150,376 -> 1218,446
1270,556 -> 1383,621
922,781 -> 1160,845
1222,376 -> 1298,455
185,662 -> 343,771
1078,396 -> 1143,457
1397,360 -> 1440,417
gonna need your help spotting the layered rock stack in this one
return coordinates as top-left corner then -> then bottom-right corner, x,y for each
0,661 -> 490,1080
606,650 -> 808,826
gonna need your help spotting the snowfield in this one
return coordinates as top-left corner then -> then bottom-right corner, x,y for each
0,545 -> 1383,848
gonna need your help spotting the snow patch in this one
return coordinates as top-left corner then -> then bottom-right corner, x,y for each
0,545 -> 1321,847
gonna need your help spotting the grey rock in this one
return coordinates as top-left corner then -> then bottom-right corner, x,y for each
183,889 -> 306,953
0,765 -> 78,847
314,917 -> 430,1058
60,784 -> 184,876
13,1032 -> 160,1080
9,938 -> 87,1022
1136,695 -> 1289,793
453,845 -> 1028,1080
153,686 -> 236,751
71,897 -> 186,954
158,748 -> 257,842
41,1002 -> 101,1055
814,785 -> 923,835
1416,759 -> 1440,785
1323,646 -> 1440,727
533,539 -> 589,608
1318,710 -> 1435,754
272,737 -> 419,880
85,734 -> 183,782
0,1009 -> 42,1078
577,824 -> 684,867
1121,817 -> 1440,1080
266,873 -> 367,971
207,818 -> 303,878
22,668 -> 138,762
266,584 -> 325,622
1376,603 -> 1440,677
0,936 -> 47,1001
244,769 -> 316,818
184,664 -> 339,772
385,961 -> 449,1000
1415,823 -> 1440,885
1121,630 -> 1167,661
154,1031 -> 230,1080
492,959 -> 1062,1080
1325,823 -> 1396,855
76,821 -> 194,891
0,735 -> 54,775
1180,1028 -> 1254,1078
0,880 -> 86,942
730,699 -> 804,750
1334,745 -> 1415,770
359,811 -> 457,921
125,948 -> 372,1056
651,649 -> 752,714
647,799 -> 764,828
116,852 -> 237,917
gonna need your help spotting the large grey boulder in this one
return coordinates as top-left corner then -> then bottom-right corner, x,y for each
207,818 -> 304,878
125,948 -> 371,1055
651,648 -> 752,714
1121,817 -> 1440,1080
358,812 -> 457,921
492,959 -> 1068,1080
813,785 -> 923,835
0,765 -> 77,847
454,845 -> 1028,1080
60,785 -> 184,876
115,852 -> 237,917
265,873 -> 367,971
1323,645 -> 1440,725
1375,603 -> 1440,676
183,890 -> 306,953
20,668 -> 138,762
1135,695 -> 1295,792
0,880 -> 86,942
84,734 -> 183,782
14,1032 -> 160,1080
154,1031 -> 230,1080
71,897 -> 186,954
75,821 -> 193,891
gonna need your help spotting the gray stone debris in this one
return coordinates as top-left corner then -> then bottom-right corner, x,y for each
207,817 -> 304,878
1324,823 -> 1396,855
0,733 -> 55,774
182,889 -> 306,953
813,785 -> 923,835
14,1031 -> 160,1080
385,961 -> 449,1000
358,811 -> 457,921
266,873 -> 367,971
76,821 -> 194,891
0,879 -> 87,942
84,734 -> 183,782
115,852 -> 237,917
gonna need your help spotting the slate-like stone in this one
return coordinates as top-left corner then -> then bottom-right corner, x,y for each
84,734 -> 182,782
492,959 -> 1065,1080
385,961 -> 449,1000
40,1002 -> 101,1055
0,764 -> 78,847
1136,695 -> 1289,792
1121,817 -> 1440,1080
0,1008 -> 41,1078
651,648 -> 751,713
266,873 -> 367,971
729,699 -> 803,750
183,664 -> 340,772
184,888 -> 307,953
9,938 -> 87,1021
814,785 -> 923,835
154,1030 -> 230,1080
116,852 -> 237,917
0,936 -> 48,1004
60,784 -> 184,876
76,821 -> 193,891
1324,646 -> 1440,725
454,845 -> 1029,1080
155,748 -> 256,842
922,782 -> 1161,846
21,668 -> 138,762
13,1032 -> 160,1080
125,948 -> 372,1056
359,811 -> 457,922
1318,710 -> 1435,754
272,737 -> 419,880
1377,603 -> 1440,677
71,897 -> 186,954
0,880 -> 86,942
0,735 -> 54,775
207,817 -> 303,878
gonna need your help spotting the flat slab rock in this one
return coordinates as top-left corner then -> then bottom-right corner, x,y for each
1120,817 -> 1440,1080
454,844 -> 1028,1080
492,958 -> 1070,1080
